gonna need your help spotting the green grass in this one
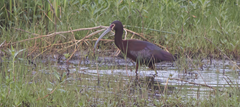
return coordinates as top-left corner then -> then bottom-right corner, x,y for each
0,55 -> 240,106
0,0 -> 240,106
1,0 -> 240,58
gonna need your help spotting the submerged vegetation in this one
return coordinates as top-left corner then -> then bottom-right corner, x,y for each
0,0 -> 240,106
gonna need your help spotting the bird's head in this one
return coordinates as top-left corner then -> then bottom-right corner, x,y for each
94,21 -> 122,49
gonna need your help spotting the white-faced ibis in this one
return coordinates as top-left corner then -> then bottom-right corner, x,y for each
94,21 -> 175,76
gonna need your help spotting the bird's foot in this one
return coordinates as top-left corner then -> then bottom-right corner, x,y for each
153,71 -> 158,77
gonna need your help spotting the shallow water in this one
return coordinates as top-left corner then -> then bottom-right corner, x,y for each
43,52 -> 240,99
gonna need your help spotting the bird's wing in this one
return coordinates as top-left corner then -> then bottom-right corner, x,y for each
121,39 -> 174,63
122,40 -> 174,62
124,40 -> 156,60
145,44 -> 174,62
135,40 -> 174,62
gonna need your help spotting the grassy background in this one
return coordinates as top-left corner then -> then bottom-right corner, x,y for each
0,0 -> 240,106
1,0 -> 240,58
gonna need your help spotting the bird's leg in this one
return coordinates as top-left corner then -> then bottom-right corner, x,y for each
153,64 -> 158,77
135,61 -> 142,88
148,63 -> 158,77
135,61 -> 139,80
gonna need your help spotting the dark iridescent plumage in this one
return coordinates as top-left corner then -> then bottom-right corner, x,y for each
94,21 -> 174,75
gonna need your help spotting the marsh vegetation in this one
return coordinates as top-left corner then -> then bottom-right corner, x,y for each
0,0 -> 240,106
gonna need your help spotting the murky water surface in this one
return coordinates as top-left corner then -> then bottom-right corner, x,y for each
43,52 -> 240,99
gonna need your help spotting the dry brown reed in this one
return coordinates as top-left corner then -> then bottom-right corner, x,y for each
3,25 -> 169,61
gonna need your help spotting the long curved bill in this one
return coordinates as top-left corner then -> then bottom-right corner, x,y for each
94,27 -> 112,49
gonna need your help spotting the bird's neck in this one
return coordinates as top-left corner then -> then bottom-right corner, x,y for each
114,28 -> 124,50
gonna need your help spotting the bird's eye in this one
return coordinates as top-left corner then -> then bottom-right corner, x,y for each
110,24 -> 115,29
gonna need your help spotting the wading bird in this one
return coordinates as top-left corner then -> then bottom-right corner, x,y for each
94,21 -> 175,77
